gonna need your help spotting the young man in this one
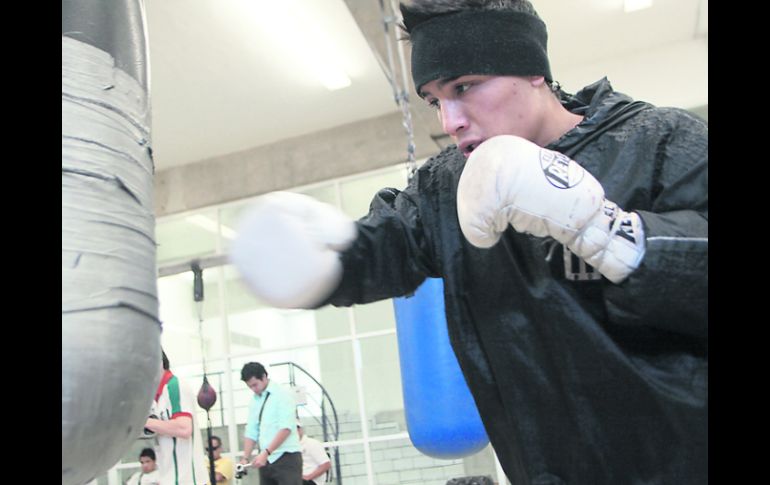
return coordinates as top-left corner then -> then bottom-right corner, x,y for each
144,351 -> 208,485
206,435 -> 234,485
125,448 -> 160,485
297,423 -> 331,485
239,362 -> 302,485
230,1 -> 707,483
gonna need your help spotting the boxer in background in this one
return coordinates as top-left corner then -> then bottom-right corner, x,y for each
144,351 -> 208,485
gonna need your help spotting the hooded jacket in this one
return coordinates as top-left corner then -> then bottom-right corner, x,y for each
326,78 -> 707,485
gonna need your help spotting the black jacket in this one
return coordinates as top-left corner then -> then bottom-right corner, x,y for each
326,78 -> 708,485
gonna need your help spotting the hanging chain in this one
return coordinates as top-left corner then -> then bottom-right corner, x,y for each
197,302 -> 208,377
378,0 -> 417,181
191,262 -> 208,377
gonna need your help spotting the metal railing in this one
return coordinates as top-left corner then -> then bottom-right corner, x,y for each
271,361 -> 342,485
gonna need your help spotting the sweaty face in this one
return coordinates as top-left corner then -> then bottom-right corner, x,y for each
419,75 -> 547,157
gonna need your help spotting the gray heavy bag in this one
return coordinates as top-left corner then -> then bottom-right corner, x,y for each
62,1 -> 160,484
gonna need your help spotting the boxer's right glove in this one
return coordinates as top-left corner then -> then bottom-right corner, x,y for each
229,192 -> 357,308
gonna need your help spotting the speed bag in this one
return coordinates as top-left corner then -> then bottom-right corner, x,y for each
392,277 -> 489,458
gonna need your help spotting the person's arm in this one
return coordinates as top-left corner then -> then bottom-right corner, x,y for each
241,396 -> 262,465
457,110 -> 708,339
304,461 -> 331,482
230,178 -> 434,312
303,438 -> 332,482
150,375 -> 197,439
241,437 -> 257,465
325,185 -> 437,307
250,428 -> 290,468
230,192 -> 358,309
602,110 -> 708,338
144,414 -> 192,438
457,135 -> 645,285
264,428 -> 291,457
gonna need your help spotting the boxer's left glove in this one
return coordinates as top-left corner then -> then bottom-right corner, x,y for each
230,191 -> 357,308
456,135 -> 645,283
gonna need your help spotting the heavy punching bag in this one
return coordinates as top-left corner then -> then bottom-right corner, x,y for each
393,277 -> 489,458
62,1 -> 160,484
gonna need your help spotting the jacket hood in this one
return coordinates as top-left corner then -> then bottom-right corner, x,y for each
551,77 -> 651,156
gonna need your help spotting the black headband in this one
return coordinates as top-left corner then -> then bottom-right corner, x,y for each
405,8 -> 553,94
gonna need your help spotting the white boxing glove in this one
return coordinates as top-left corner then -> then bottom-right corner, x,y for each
229,192 -> 357,308
457,135 -> 645,283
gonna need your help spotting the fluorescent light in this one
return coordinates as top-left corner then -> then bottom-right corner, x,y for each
248,0 -> 352,91
317,68 -> 352,91
624,0 -> 653,12
185,215 -> 237,240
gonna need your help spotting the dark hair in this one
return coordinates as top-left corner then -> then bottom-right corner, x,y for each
211,435 -> 222,446
139,448 -> 156,461
399,0 -> 540,39
162,350 -> 169,370
241,362 -> 267,382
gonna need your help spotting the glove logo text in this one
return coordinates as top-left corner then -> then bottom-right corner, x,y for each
539,150 -> 585,189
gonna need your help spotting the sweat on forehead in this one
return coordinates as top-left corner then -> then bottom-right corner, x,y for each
407,8 -> 552,94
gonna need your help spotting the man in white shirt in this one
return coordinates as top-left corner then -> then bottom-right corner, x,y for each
297,423 -> 331,485
144,351 -> 208,485
125,448 -> 160,485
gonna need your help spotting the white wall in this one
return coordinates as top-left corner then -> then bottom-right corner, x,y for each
558,38 -> 707,110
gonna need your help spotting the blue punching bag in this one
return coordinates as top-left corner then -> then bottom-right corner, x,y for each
393,277 -> 489,458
